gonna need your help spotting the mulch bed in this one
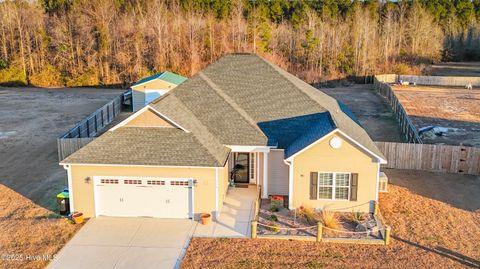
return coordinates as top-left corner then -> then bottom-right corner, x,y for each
257,199 -> 381,239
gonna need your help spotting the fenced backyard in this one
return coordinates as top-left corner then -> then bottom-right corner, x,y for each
374,75 -> 423,143
57,92 -> 129,161
376,142 -> 480,175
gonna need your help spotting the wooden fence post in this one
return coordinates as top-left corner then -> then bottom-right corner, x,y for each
384,225 -> 391,245
316,222 -> 323,242
251,220 -> 257,239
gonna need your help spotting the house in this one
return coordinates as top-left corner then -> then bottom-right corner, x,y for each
131,71 -> 187,112
60,54 -> 386,220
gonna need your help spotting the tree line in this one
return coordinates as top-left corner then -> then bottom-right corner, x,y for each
1,0 -> 480,87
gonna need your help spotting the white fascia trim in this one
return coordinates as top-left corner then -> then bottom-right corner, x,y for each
131,76 -> 177,89
285,129 -> 387,164
215,167 -> 219,219
109,105 -> 190,133
262,152 -> 269,198
227,145 -> 272,153
284,159 -> 293,210
63,165 -> 74,213
336,130 -> 387,164
59,163 -> 220,169
375,163 -> 380,201
285,129 -> 338,161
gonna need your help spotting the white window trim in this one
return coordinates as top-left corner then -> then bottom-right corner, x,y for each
316,172 -> 351,201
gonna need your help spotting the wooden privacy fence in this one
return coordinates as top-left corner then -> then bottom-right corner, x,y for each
57,138 -> 95,161
58,93 -> 125,161
374,76 -> 422,143
376,142 -> 480,175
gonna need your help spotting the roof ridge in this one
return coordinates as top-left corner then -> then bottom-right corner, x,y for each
257,57 -> 342,128
198,71 -> 267,137
158,93 -> 230,165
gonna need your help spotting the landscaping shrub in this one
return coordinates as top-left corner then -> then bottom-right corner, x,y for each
267,222 -> 280,233
269,200 -> 282,212
348,211 -> 367,225
268,214 -> 278,222
320,210 -> 339,229
298,207 -> 317,224
29,65 -> 62,87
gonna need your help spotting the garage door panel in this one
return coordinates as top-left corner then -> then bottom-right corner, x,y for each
94,177 -> 192,219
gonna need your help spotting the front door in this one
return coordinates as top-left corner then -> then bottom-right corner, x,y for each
233,153 -> 249,183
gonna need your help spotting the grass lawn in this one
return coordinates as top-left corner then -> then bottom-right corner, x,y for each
0,185 -> 81,269
181,183 -> 480,268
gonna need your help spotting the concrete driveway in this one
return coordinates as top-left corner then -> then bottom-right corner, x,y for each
48,217 -> 195,269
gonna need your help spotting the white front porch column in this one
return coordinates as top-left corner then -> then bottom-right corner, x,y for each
262,152 -> 269,198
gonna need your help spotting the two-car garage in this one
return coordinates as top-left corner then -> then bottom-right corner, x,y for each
93,177 -> 194,219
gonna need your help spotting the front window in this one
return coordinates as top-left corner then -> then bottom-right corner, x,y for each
317,173 -> 350,200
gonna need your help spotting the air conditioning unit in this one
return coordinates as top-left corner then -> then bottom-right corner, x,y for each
378,172 -> 388,193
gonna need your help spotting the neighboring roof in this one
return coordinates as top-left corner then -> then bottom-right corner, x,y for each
131,71 -> 187,87
61,127 -> 229,167
63,53 -> 385,166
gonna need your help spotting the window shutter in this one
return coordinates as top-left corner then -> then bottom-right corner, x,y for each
350,173 -> 358,201
310,172 -> 318,200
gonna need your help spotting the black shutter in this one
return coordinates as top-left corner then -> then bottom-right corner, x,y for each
350,173 -> 358,201
310,172 -> 318,200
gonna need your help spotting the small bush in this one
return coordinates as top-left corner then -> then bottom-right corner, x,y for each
268,214 -> 278,222
269,200 -> 282,212
29,65 -> 62,87
348,211 -> 367,225
0,65 -> 27,86
298,207 -> 317,224
320,210 -> 339,229
266,222 -> 280,233
66,68 -> 99,87
393,63 -> 412,75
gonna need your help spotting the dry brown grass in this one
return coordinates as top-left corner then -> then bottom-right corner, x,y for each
0,185 -> 81,269
319,210 -> 339,230
181,184 -> 480,269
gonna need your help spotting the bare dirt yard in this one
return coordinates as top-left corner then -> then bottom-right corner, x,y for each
319,85 -> 404,142
0,86 -> 123,268
392,85 -> 480,146
181,169 -> 480,269
429,62 -> 480,77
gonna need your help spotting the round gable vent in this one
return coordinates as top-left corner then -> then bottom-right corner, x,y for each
329,137 -> 342,149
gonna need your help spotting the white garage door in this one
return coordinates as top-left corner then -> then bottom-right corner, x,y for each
94,177 -> 193,219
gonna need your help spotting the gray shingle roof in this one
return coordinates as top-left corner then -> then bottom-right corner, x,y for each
63,53 -> 385,166
61,127 -> 229,167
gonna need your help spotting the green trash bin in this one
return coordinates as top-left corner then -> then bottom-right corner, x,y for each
57,191 -> 70,215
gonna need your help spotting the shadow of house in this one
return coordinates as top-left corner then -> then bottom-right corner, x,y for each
393,236 -> 480,268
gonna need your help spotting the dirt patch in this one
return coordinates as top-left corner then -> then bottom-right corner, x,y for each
181,171 -> 480,269
429,62 -> 480,77
319,85 -> 404,142
392,85 -> 480,146
0,184 -> 81,269
0,87 -> 123,268
0,87 -> 123,209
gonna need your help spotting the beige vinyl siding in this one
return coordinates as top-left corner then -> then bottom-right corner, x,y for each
268,150 -> 289,195
125,108 -> 175,127
70,165 -> 216,218
131,79 -> 178,112
292,131 -> 378,213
